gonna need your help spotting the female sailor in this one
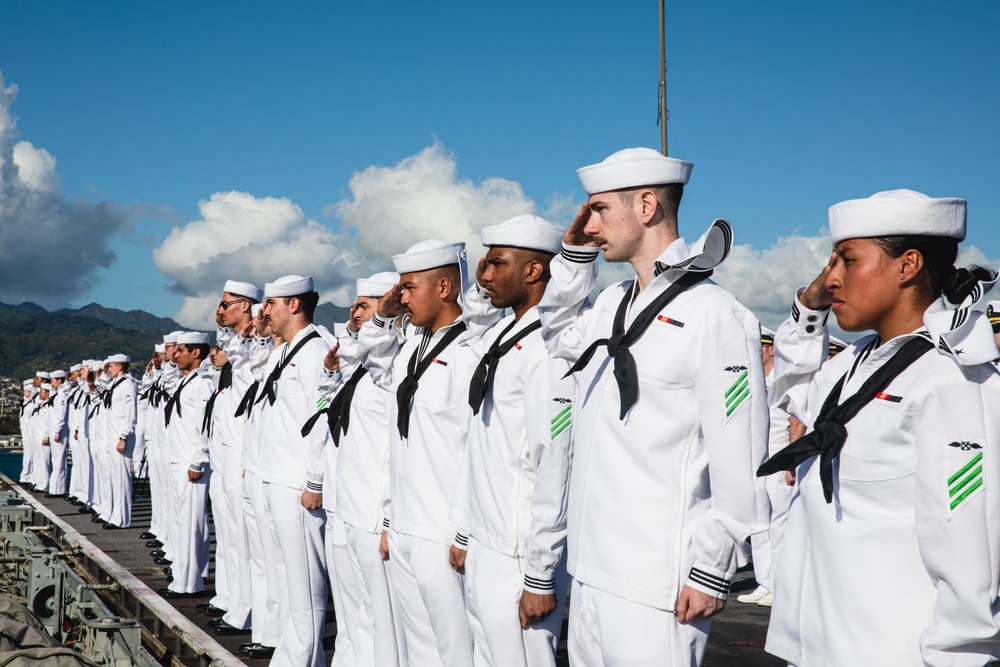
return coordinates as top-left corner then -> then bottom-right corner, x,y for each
759,189 -> 1000,666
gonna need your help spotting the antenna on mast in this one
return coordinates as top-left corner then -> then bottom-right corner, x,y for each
658,0 -> 669,156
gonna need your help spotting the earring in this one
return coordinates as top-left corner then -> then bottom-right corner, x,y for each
900,274 -> 905,280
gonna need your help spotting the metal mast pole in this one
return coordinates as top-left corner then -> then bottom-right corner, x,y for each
659,0 -> 668,156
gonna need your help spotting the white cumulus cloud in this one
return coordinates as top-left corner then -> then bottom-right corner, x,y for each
0,72 -> 131,306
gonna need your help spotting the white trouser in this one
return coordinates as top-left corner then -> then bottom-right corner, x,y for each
167,462 -> 211,594
765,474 -> 794,589
263,482 -> 327,667
386,530 -> 472,667
343,523 -> 399,667
133,417 -> 147,479
48,434 -> 68,495
244,470 -> 282,647
34,439 -> 53,491
208,441 -> 230,612
92,442 -> 111,518
325,512 -> 356,667
68,435 -> 91,502
465,536 -> 567,667
104,448 -> 133,528
568,579 -> 711,667
20,434 -> 33,483
220,444 -> 251,629
156,438 -> 174,555
144,438 -> 165,538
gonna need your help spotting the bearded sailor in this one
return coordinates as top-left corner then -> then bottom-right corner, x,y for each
310,271 -> 401,667
537,148 -> 770,666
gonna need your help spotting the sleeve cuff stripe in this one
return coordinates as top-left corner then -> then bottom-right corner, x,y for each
524,575 -> 555,586
371,315 -> 387,328
306,482 -> 323,492
454,533 -> 468,546
382,518 -> 390,528
689,570 -> 731,593
561,248 -> 599,263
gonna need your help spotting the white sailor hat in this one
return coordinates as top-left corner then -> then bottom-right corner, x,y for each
357,272 -> 400,298
40,383 -> 52,391
69,364 -> 82,372
36,371 -> 50,379
480,215 -> 564,254
163,331 -> 184,344
264,275 -> 315,298
177,332 -> 211,346
23,380 -> 33,388
106,354 -> 130,364
392,240 -> 465,275
223,280 -> 264,303
577,147 -> 693,196
50,370 -> 67,379
760,327 -> 776,345
829,190 -> 966,245
154,343 -> 166,354
83,359 -> 101,368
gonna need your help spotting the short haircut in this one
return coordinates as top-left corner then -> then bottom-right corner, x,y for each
617,183 -> 684,220
284,291 -> 319,321
180,343 -> 211,360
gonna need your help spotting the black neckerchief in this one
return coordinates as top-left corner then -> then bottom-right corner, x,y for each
202,362 -> 233,435
89,389 -> 110,418
234,380 -> 260,419
301,366 -> 368,446
103,377 -> 127,408
164,372 -> 198,426
468,318 -> 542,415
565,270 -> 709,419
396,322 -> 467,438
256,330 -> 322,406
757,336 -> 934,503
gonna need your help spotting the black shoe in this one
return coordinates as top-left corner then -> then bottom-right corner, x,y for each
202,605 -> 226,617
78,506 -> 95,514
91,516 -> 106,524
139,531 -> 157,540
213,622 -> 249,636
165,576 -> 173,584
241,644 -> 275,658
44,493 -> 64,499
145,540 -> 163,548
157,587 -> 198,599
102,523 -> 123,530
150,549 -> 166,558
163,567 -> 172,576
153,557 -> 172,565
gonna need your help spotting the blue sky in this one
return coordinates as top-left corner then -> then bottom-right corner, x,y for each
1,1 -> 998,329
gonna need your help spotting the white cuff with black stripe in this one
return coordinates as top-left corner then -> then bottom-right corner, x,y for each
687,567 -> 732,600
382,517 -> 390,530
523,573 -> 557,596
453,532 -> 468,548
560,243 -> 599,265
306,480 -> 323,494
791,287 -> 831,336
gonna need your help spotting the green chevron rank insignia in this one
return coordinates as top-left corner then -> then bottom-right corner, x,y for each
317,397 -> 330,412
947,441 -> 984,518
551,401 -> 572,441
723,365 -> 751,423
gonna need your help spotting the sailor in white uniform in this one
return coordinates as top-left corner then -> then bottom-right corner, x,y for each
257,275 -> 331,667
312,271 -> 401,667
537,148 -> 770,666
35,382 -> 55,493
44,370 -> 70,497
159,332 -> 214,597
100,354 -> 137,529
358,240 -> 476,667
28,371 -> 51,490
449,216 -> 574,667
203,280 -> 262,636
18,381 -> 35,485
758,189 -> 1000,666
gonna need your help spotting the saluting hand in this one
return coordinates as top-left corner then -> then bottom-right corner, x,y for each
324,345 -> 341,372
377,284 -> 405,319
802,249 -> 837,310
564,202 -> 598,247
239,319 -> 256,339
